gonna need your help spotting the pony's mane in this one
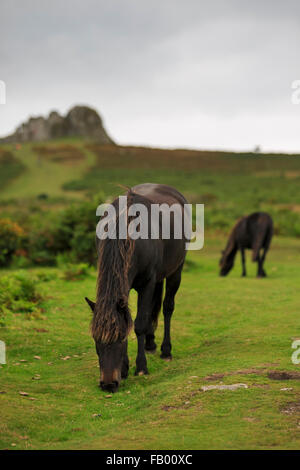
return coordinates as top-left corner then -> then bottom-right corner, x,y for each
91,190 -> 136,343
221,217 -> 244,264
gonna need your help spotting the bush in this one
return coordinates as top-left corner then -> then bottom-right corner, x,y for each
49,196 -> 102,265
50,198 -> 102,265
61,263 -> 90,281
0,196 -> 102,267
0,272 -> 44,323
0,218 -> 25,266
26,226 -> 57,266
11,253 -> 32,269
70,224 -> 96,264
34,270 -> 57,282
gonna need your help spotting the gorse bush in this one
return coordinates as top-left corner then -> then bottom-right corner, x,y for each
61,263 -> 90,281
26,226 -> 58,266
34,270 -> 57,282
0,272 -> 44,323
0,195 -> 104,267
52,199 -> 99,264
0,218 -> 25,266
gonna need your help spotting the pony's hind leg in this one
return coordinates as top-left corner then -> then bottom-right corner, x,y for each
161,263 -> 183,360
145,281 -> 163,353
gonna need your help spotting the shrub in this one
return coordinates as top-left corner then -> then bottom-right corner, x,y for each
61,263 -> 90,281
0,218 -> 25,266
27,227 -> 57,266
20,197 -> 101,267
70,225 -> 96,264
11,253 -> 32,269
0,272 -> 44,323
34,270 -> 57,282
51,198 -> 102,264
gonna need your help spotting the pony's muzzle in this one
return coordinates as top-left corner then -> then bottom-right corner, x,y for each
100,368 -> 121,392
100,380 -> 119,393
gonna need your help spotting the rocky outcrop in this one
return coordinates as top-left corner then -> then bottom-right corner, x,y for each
0,105 -> 115,144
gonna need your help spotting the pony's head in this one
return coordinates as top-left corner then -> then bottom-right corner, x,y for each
86,190 -> 135,392
219,218 -> 243,276
219,249 -> 235,276
85,296 -> 131,393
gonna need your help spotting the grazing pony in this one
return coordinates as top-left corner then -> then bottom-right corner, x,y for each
85,183 -> 188,392
219,212 -> 273,277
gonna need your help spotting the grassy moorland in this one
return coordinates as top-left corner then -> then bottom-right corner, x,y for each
0,149 -> 25,191
1,140 -> 300,236
0,139 -> 300,449
0,237 -> 300,450
0,140 -> 95,201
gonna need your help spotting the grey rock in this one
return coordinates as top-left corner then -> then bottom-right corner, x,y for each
201,383 -> 248,392
0,105 -> 114,144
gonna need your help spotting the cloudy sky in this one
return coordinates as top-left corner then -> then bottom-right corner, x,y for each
1,0 -> 300,151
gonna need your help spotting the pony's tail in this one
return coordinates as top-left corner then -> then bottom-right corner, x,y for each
252,247 -> 260,262
252,224 -> 269,262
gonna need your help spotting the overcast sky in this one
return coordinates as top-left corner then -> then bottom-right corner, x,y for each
1,0 -> 300,152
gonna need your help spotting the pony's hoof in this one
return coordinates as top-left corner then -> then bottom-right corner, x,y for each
145,347 -> 157,354
135,369 -> 148,376
160,354 -> 172,361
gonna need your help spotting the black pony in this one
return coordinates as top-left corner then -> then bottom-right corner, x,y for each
220,212 -> 273,278
85,183 -> 188,393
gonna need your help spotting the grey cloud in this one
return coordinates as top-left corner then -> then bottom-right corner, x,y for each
1,0 -> 300,151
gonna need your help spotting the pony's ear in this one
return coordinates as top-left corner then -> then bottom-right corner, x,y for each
85,297 -> 95,312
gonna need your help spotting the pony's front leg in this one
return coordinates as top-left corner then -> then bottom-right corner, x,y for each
135,280 -> 155,376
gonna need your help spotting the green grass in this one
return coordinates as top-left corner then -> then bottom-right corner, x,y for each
0,140 -> 95,201
1,236 -> 300,450
0,149 -> 25,190
1,139 -> 300,449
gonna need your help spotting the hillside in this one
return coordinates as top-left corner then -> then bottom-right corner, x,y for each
0,139 -> 300,237
0,148 -> 25,190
